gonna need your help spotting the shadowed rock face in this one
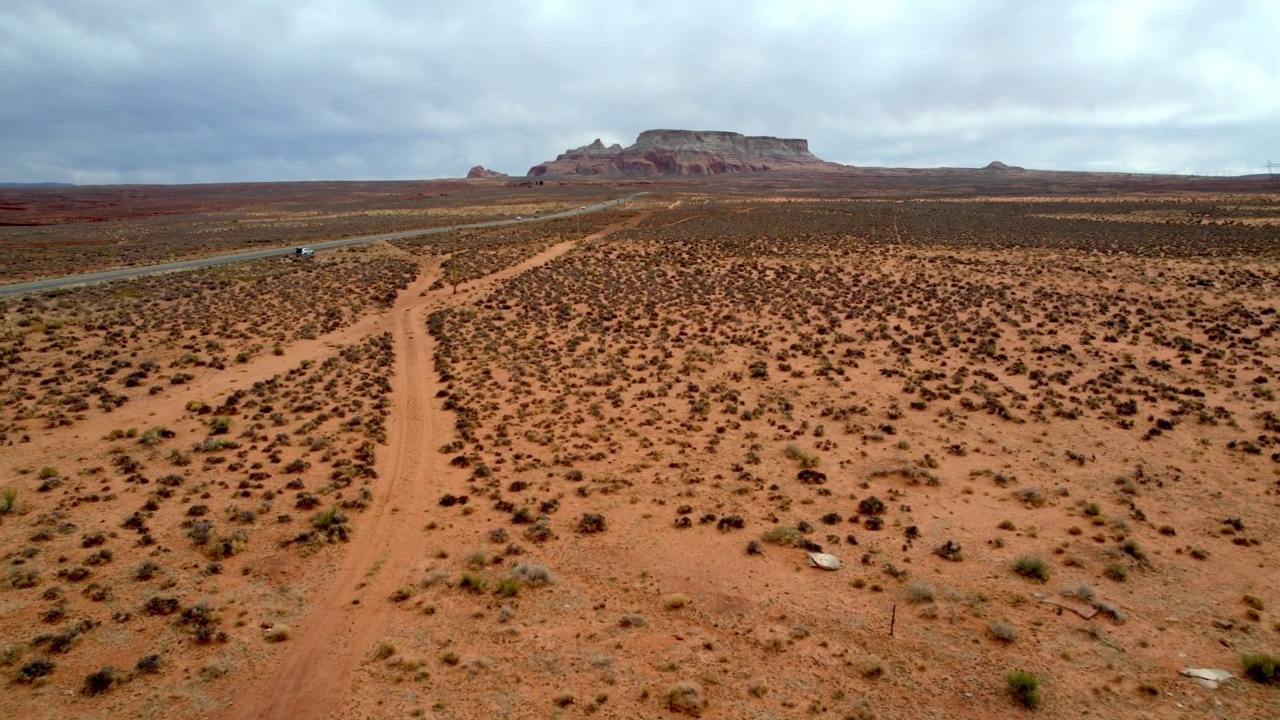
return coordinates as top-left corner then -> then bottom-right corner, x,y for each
467,165 -> 509,179
528,130 -> 842,177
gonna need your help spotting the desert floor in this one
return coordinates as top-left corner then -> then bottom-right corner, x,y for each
1,185 -> 1279,719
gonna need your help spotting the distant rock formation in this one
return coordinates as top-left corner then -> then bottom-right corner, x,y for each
467,165 -> 508,179
984,161 -> 1025,171
527,130 -> 843,177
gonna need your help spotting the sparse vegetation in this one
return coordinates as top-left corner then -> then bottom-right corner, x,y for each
1241,652 -> 1279,684
1012,556 -> 1049,582
5,183 -> 1280,718
1005,669 -> 1041,708
988,620 -> 1018,643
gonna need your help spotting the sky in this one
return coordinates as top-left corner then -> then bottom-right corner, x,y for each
2,0 -> 1277,184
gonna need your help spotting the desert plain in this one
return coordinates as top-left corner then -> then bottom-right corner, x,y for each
1,174 -> 1279,719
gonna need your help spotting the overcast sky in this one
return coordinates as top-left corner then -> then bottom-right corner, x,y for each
2,0 -> 1277,183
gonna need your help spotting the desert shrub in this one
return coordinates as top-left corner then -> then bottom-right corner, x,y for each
283,459 -> 310,474
208,416 -> 231,435
619,614 -> 646,628
905,581 -> 935,604
1104,562 -> 1128,581
785,444 -> 820,469
1241,652 -> 1279,683
665,593 -> 689,609
178,604 -> 226,644
0,487 -> 16,514
8,568 -> 40,588
761,525 -> 802,547
524,519 -> 552,543
264,625 -> 291,643
138,426 -> 172,446
1014,486 -> 1046,508
458,572 -> 486,593
82,666 -> 116,695
1011,556 -> 1049,582
495,578 -> 520,597
465,549 -> 488,569
135,654 -> 162,674
1005,670 -> 1041,708
142,595 -> 180,616
186,520 -> 214,545
857,496 -> 886,516
373,641 -> 396,660
667,681 -> 707,716
861,654 -> 884,678
988,620 -> 1018,643
311,507 -> 350,542
1119,539 -> 1147,564
205,530 -> 247,560
15,656 -> 54,683
509,562 -> 555,586
577,513 -> 607,534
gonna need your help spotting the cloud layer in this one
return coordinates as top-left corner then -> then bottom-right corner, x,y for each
2,0 -> 1276,183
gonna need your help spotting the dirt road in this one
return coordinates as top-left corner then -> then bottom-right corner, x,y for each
222,214 -> 645,720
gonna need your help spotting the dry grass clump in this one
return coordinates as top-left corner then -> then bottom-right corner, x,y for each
666,680 -> 707,716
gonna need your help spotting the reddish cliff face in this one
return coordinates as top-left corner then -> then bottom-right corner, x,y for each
466,165 -> 509,179
527,130 -> 843,177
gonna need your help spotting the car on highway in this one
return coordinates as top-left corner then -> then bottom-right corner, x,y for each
294,247 -> 314,256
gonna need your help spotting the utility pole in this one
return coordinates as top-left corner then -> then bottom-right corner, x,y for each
1267,160 -> 1280,191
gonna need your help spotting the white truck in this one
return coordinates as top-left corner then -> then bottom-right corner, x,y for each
294,247 -> 314,257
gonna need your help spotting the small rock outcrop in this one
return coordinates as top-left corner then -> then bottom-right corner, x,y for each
466,165 -> 508,179
528,130 -> 842,177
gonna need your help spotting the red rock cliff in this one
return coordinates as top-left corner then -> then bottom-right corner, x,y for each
528,130 -> 842,177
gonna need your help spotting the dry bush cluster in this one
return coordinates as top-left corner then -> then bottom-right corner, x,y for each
0,247 -> 415,433
0,331 -> 395,694
409,196 -> 1279,716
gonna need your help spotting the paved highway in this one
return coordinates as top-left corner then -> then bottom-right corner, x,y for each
0,193 -> 644,297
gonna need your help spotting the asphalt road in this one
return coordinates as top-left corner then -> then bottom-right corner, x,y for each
0,193 -> 645,298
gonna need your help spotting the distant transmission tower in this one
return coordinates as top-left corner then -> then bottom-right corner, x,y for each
1267,159 -> 1280,191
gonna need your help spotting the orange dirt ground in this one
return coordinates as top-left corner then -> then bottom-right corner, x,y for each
1,186 -> 1278,720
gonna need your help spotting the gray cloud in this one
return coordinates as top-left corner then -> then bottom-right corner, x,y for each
1,0 -> 1276,182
